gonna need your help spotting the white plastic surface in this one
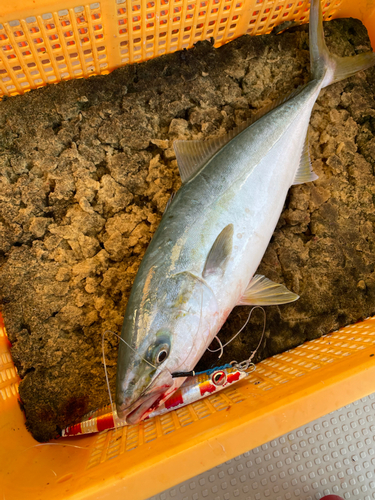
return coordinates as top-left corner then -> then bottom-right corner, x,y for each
149,393 -> 375,500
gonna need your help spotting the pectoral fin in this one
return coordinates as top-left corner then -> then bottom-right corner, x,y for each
202,224 -> 234,278
238,274 -> 299,306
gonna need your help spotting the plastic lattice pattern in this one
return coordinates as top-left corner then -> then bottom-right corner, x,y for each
0,315 -> 19,402
0,0 -> 342,97
86,385 -> 246,468
247,323 -> 375,391
84,320 -> 375,465
150,393 -> 375,500
2,314 -> 375,499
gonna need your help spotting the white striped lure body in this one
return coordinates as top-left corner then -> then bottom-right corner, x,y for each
62,365 -> 247,437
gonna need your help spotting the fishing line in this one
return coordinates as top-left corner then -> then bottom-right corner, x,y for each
231,306 -> 266,371
102,330 -> 167,416
102,329 -> 157,416
103,330 -> 157,370
23,443 -> 89,451
207,306 -> 259,354
207,306 -> 266,368
102,330 -> 115,412
208,335 -> 224,359
6,443 -> 89,477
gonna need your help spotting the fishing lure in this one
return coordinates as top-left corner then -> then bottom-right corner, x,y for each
61,364 -> 249,437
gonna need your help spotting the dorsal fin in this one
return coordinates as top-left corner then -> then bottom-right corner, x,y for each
173,87 -> 304,184
174,139 -> 223,184
202,224 -> 234,278
292,134 -> 318,185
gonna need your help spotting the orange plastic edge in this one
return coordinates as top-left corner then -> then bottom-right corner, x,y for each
334,2 -> 375,48
2,316 -> 375,500
65,346 -> 375,500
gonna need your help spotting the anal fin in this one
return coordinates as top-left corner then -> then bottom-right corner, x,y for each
238,274 -> 299,306
293,134 -> 318,186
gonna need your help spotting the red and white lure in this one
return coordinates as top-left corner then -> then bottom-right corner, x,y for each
61,364 -> 249,437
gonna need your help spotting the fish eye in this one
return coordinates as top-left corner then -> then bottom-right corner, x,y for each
147,333 -> 171,366
156,348 -> 168,364
153,343 -> 170,365
211,370 -> 226,386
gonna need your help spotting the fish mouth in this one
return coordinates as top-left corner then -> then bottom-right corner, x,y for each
125,390 -> 167,424
117,369 -> 174,423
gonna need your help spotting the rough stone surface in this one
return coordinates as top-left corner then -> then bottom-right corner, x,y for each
0,19 -> 374,441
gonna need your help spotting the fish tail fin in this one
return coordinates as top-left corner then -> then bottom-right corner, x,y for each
310,0 -> 375,88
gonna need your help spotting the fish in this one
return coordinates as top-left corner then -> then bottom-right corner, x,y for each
62,365 -> 247,436
116,0 -> 375,424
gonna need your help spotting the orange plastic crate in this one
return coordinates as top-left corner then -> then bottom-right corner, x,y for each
0,0 -> 374,97
1,1 -> 375,499
2,314 -> 375,499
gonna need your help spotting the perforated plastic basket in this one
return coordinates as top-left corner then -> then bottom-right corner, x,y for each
2,313 -> 375,499
1,0 -> 375,499
0,0 -> 374,97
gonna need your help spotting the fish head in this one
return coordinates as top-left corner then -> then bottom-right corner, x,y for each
116,271 -> 219,423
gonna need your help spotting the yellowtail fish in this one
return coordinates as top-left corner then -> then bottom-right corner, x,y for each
116,0 -> 375,424
61,365 -> 247,437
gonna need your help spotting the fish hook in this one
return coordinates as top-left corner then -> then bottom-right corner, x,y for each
172,307 -> 266,378
230,306 -> 266,372
208,305 -> 265,356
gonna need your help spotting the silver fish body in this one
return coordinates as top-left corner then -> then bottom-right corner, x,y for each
116,0 -> 375,423
116,83 -> 317,422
